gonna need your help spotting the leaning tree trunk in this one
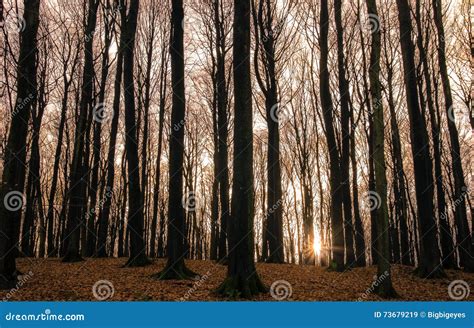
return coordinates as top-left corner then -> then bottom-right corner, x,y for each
217,0 -> 267,297
0,0 -> 40,288
396,0 -> 443,278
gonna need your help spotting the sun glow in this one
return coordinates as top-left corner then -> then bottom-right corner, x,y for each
313,238 -> 321,256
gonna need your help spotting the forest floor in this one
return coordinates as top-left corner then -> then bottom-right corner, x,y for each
2,258 -> 473,301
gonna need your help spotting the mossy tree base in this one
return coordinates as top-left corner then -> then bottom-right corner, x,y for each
326,260 -> 346,272
61,252 -> 84,263
122,254 -> 152,268
151,263 -> 199,280
216,275 -> 268,299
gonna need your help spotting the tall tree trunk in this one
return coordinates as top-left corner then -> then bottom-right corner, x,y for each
121,0 -> 150,267
432,0 -> 474,272
396,0 -> 444,277
366,0 -> 396,297
252,0 -> 284,264
217,0 -> 266,297
154,0 -> 197,279
334,0 -> 355,266
320,0 -> 344,271
96,3 -> 127,258
0,0 -> 40,288
150,46 -> 168,258
63,0 -> 99,263
414,1 -> 456,269
215,0 -> 230,263
350,104 -> 366,267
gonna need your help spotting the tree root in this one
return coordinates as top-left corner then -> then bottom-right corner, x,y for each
216,275 -> 267,299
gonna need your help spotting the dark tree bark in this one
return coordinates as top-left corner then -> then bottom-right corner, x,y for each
150,39 -> 168,258
319,0 -> 344,272
414,1 -> 455,269
217,0 -> 266,297
0,0 -> 40,288
21,46 -> 48,257
215,0 -> 231,264
153,0 -> 197,279
366,0 -> 396,298
121,0 -> 150,267
85,3 -> 113,257
350,103 -> 366,267
252,0 -> 284,264
432,0 -> 474,272
62,0 -> 99,263
334,0 -> 355,266
46,38 -> 79,256
396,0 -> 444,277
96,2 -> 127,258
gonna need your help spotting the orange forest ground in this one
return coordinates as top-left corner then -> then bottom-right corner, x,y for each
2,258 -> 473,301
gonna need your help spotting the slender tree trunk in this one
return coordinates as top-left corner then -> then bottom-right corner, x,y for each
350,105 -> 366,267
334,0 -> 355,267
96,19 -> 125,258
320,0 -> 344,271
